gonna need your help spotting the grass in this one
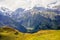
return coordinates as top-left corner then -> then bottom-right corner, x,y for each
27,30 -> 60,40
0,26 -> 60,40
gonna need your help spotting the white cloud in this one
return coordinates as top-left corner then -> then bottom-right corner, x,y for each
0,0 -> 60,10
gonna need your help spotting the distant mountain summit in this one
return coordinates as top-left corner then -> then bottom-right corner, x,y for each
0,7 -> 12,17
15,8 -> 25,12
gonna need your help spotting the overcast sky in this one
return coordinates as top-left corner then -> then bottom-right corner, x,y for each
0,0 -> 60,10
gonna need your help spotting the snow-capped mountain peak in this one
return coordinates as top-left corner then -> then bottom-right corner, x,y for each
0,7 -> 10,12
0,7 -> 13,17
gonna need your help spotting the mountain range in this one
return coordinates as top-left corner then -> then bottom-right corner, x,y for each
0,6 -> 60,33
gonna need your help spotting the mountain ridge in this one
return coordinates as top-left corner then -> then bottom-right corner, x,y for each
0,6 -> 60,33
